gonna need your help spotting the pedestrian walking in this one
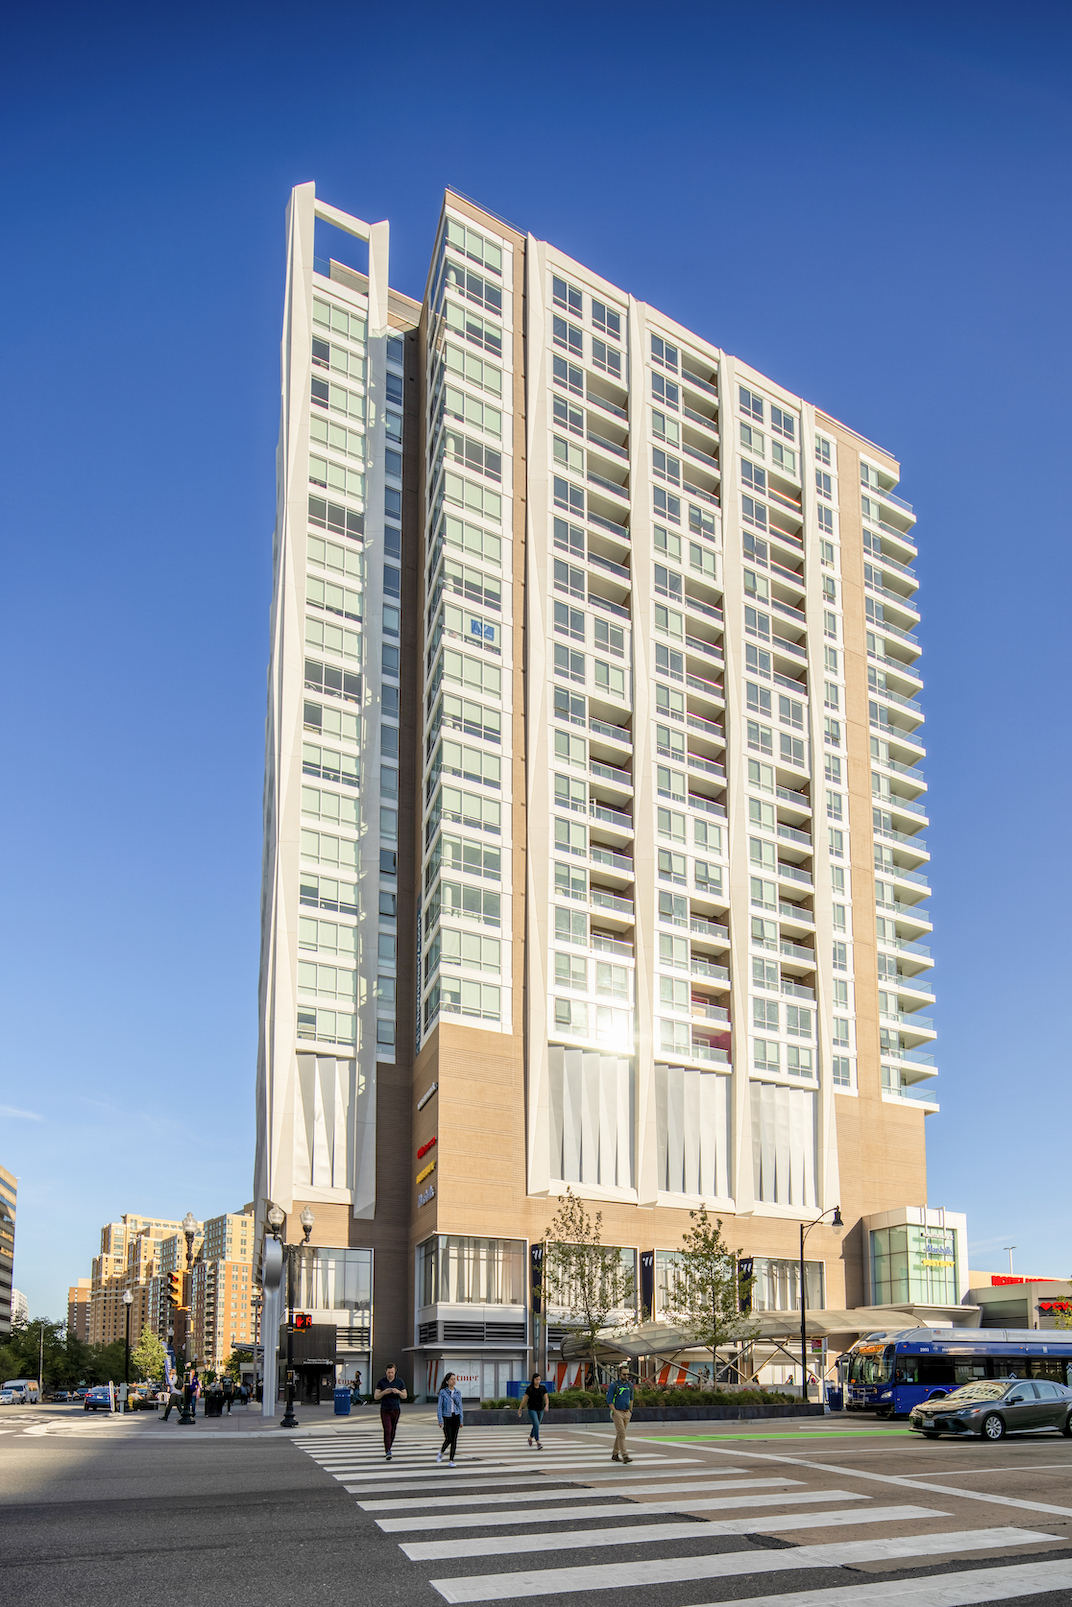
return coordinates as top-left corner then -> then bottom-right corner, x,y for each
436,1372 -> 463,1466
519,1371 -> 548,1449
373,1363 -> 407,1459
351,1370 -> 363,1406
606,1365 -> 634,1463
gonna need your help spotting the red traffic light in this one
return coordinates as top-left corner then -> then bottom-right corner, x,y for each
293,1312 -> 312,1330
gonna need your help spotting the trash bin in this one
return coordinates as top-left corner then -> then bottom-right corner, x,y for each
334,1386 -> 351,1416
204,1392 -> 223,1418
505,1381 -> 523,1400
826,1387 -> 844,1412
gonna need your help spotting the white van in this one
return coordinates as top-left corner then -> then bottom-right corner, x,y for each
3,1379 -> 41,1404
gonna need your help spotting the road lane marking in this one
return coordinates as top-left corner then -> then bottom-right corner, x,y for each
379,1488 -> 867,1531
402,1505 -> 945,1560
677,1556 -> 1072,1607
670,1443 -> 1072,1519
358,1477 -> 796,1511
428,1527 -> 1058,1602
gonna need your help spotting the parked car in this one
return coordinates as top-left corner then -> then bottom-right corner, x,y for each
50,1391 -> 70,1403
0,1390 -> 15,1405
72,1387 -> 90,1401
2,1379 -> 40,1404
909,1378 -> 1072,1441
83,1387 -> 113,1412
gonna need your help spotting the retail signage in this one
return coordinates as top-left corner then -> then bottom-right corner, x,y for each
417,1183 -> 436,1208
416,1159 -> 437,1185
530,1243 -> 543,1315
738,1255 -> 754,1314
417,1136 -> 438,1160
417,1081 -> 439,1113
640,1251 -> 654,1321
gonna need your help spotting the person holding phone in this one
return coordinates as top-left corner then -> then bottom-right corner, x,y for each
374,1363 -> 408,1459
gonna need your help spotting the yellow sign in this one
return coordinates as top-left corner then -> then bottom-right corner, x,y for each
416,1159 -> 437,1185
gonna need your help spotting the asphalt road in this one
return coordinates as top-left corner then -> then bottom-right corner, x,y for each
4,1404 -> 1072,1606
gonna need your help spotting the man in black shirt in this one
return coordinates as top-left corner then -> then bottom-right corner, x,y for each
374,1364 -> 407,1459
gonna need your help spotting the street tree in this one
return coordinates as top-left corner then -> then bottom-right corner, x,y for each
543,1187 -> 635,1384
661,1205 -> 757,1383
131,1327 -> 166,1382
223,1351 -> 243,1383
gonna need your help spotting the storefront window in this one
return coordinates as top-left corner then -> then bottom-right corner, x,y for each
871,1225 -> 958,1305
417,1235 -> 526,1307
654,1251 -> 821,1315
296,1247 -> 372,1314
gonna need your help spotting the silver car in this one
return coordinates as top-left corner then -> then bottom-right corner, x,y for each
909,1378 -> 1072,1441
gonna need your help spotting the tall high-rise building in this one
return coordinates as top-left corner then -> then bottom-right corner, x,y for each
0,1164 -> 15,1337
254,185 -> 944,1401
67,1278 -> 91,1343
87,1215 -> 192,1347
189,1211 -> 256,1372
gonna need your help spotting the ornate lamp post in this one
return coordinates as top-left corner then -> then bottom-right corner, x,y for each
178,1212 -> 198,1425
122,1289 -> 133,1410
800,1206 -> 843,1404
267,1204 -> 315,1429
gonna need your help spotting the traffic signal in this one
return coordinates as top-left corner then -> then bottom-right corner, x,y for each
293,1312 -> 312,1330
167,1273 -> 183,1308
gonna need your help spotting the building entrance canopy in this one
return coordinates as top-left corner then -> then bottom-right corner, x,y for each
560,1305 -> 978,1363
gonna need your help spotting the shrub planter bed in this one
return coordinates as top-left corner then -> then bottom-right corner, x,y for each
466,1403 -> 824,1426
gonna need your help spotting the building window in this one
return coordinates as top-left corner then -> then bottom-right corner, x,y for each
552,276 -> 582,316
739,386 -> 764,422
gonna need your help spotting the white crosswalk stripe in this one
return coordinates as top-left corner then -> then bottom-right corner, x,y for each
402,1505 -> 946,1561
295,1424 -> 1066,1607
357,1477 -> 799,1512
378,1488 -> 867,1531
429,1528 -> 1060,1603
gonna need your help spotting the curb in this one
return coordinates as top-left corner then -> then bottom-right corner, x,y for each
465,1403 -> 825,1426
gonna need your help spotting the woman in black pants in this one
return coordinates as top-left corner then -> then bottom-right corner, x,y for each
436,1372 -> 463,1466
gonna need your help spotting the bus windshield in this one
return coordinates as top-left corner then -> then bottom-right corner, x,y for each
848,1346 -> 893,1385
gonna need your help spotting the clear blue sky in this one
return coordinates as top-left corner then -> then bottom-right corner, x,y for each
2,2 -> 1069,1320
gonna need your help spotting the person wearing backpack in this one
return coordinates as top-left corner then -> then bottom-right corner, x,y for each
606,1366 -> 634,1463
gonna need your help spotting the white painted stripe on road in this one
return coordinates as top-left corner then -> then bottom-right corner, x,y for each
344,1468 -> 754,1497
689,1442 -> 1072,1520
429,1526 -> 1058,1603
379,1487 -> 865,1531
326,1459 -> 696,1483
402,1504 -> 942,1560
679,1557 -> 1072,1607
357,1476 -> 792,1511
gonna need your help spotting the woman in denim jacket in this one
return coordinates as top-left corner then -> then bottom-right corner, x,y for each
436,1372 -> 463,1466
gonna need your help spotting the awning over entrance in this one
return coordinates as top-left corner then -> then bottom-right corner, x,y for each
560,1304 -> 980,1362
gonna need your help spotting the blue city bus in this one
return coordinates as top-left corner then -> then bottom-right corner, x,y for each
843,1327 -> 1072,1417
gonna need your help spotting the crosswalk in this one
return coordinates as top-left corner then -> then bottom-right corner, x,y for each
295,1420 -> 1072,1606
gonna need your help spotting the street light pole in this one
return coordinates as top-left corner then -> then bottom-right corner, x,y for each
122,1289 -> 133,1411
178,1211 -> 198,1426
800,1206 -> 843,1405
267,1204 -> 314,1430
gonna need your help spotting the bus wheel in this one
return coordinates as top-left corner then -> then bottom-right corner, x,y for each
981,1413 -> 1006,1441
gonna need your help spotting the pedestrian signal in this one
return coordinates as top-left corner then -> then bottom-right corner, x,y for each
293,1313 -> 312,1329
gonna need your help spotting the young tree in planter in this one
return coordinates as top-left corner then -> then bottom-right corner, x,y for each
663,1206 -> 757,1387
131,1326 -> 167,1383
543,1188 -> 635,1389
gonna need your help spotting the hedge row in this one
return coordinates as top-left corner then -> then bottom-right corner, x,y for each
481,1386 -> 793,1409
